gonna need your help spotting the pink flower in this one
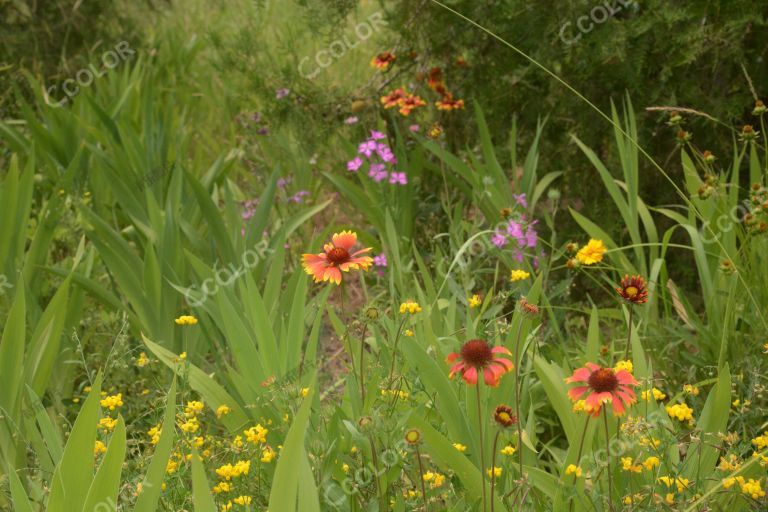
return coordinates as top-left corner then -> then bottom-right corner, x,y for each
344,116 -> 359,125
370,130 -> 386,140
389,172 -> 407,185
358,140 -> 377,157
347,157 -> 363,172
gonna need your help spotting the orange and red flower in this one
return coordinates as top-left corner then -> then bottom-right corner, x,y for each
616,275 -> 649,304
436,93 -> 465,111
447,339 -> 514,386
398,94 -> 426,116
566,363 -> 639,417
371,51 -> 396,70
381,88 -> 407,109
302,231 -> 373,285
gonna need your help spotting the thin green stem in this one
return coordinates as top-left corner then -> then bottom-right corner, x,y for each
359,322 -> 368,404
603,408 -> 614,511
387,317 -> 408,384
513,317 -> 525,478
490,430 -> 501,512
415,445 -> 429,512
568,416 -> 590,512
622,304 -> 634,362
476,382 -> 487,512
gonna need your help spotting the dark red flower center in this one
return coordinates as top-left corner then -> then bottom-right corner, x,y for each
588,368 -> 619,393
460,339 -> 494,369
327,247 -> 350,265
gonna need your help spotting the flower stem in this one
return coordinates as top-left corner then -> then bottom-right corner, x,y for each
603,408 -> 614,511
622,304 -> 634,362
490,430 -> 501,512
513,317 -> 524,478
387,317 -> 408,384
415,445 -> 429,512
476,382 -> 487,512
568,416 -> 591,512
359,321 -> 368,404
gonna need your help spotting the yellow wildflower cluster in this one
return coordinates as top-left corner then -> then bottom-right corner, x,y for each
723,476 -> 766,500
682,384 -> 699,395
94,440 -> 107,456
216,404 -> 231,418
98,417 -> 118,432
185,400 -> 205,417
135,351 -> 150,367
665,403 -> 694,423
174,314 -> 198,325
565,464 -> 582,478
244,424 -> 268,444
422,471 -> 446,488
215,460 -> 250,480
468,294 -> 482,308
572,399 -> 599,415
718,454 -> 741,471
381,389 -> 409,400
613,360 -> 633,373
486,467 -> 502,478
148,424 -> 162,445
100,393 -> 123,410
510,269 -> 530,282
657,476 -> 690,493
621,457 -> 642,473
399,300 -> 422,314
501,445 -> 516,456
641,387 -> 666,401
453,443 -> 466,452
751,431 -> 768,450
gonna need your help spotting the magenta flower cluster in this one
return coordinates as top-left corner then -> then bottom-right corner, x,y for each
490,194 -> 539,263
347,131 -> 407,185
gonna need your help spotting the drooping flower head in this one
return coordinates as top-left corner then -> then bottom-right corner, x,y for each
566,363 -> 639,417
576,239 -> 606,265
302,231 -> 373,285
616,275 -> 649,304
493,405 -> 518,428
447,339 -> 514,387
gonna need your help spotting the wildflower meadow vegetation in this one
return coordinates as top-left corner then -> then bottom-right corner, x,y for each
2,1 -> 768,511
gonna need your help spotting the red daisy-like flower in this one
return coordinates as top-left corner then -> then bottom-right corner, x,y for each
380,88 -> 407,109
615,275 -> 649,304
398,94 -> 426,116
566,363 -> 639,417
436,93 -> 465,111
446,339 -> 514,387
371,51 -> 396,70
301,231 -> 373,285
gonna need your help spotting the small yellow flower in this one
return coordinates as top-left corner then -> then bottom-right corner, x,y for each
99,393 -> 123,411
643,456 -> 660,471
683,384 -> 699,396
501,445 -> 516,456
175,315 -> 198,325
94,440 -> 107,456
641,387 -> 666,401
216,404 -> 231,418
722,476 -> 737,489
342,463 -> 350,473
510,269 -> 530,282
166,459 -> 179,474
738,478 -> 766,499
613,360 -> 633,374
468,294 -> 482,308
136,352 -> 150,368
487,467 -> 502,478
233,495 -> 252,505
453,443 -> 467,452
665,493 -> 675,505
300,387 -> 310,397
261,447 -> 277,463
621,457 -> 642,473
404,329 -> 414,337
666,403 -> 694,423
212,482 -> 231,494
98,417 -> 118,432
576,239 -> 606,265
399,300 -> 422,314
244,424 -> 268,444
148,425 -> 162,445
185,400 -> 205,417
565,464 -> 582,478
657,476 -> 690,493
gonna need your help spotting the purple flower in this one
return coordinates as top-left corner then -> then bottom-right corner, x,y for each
513,193 -> 528,208
368,163 -> 388,182
257,127 -> 269,135
370,130 -> 386,140
276,88 -> 290,99
344,116 -> 359,125
506,220 -> 523,239
524,226 -> 538,248
408,124 -> 420,132
250,111 -> 262,123
389,172 -> 407,185
277,177 -> 292,188
491,232 -> 508,248
290,190 -> 310,203
513,250 -> 524,262
376,143 -> 395,163
347,157 -> 363,172
374,253 -> 387,267
358,140 -> 377,157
